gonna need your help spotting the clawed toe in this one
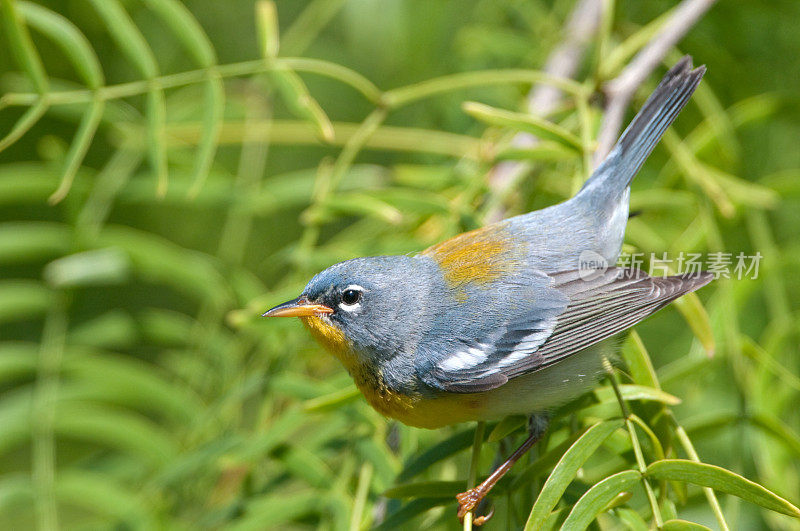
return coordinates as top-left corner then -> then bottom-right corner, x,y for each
456,487 -> 493,525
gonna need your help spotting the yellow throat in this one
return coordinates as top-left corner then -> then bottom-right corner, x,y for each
299,315 -> 418,421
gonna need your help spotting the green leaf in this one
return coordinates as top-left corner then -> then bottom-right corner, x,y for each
0,163 -> 77,205
749,412 -> 800,457
278,446 -> 334,488
560,470 -> 640,529
256,0 -> 279,59
462,101 -> 583,152
0,280 -> 52,323
373,498 -> 450,531
87,0 -> 168,192
56,471 -> 153,528
54,403 -> 179,467
383,480 -> 463,499
268,67 -> 335,142
0,344 -> 37,383
315,192 -> 403,224
63,351 -> 203,422
0,97 -> 49,153
303,385 -> 360,412
621,330 -> 660,388
0,0 -> 49,93
595,384 -> 681,406
356,437 -> 400,490
510,432 -> 589,491
615,507 -> 650,531
488,415 -> 527,442
383,69 -> 584,108
67,310 -> 137,349
139,0 -> 216,66
495,143 -> 576,162
646,459 -> 800,518
0,473 -> 33,515
661,519 -> 712,531
95,225 -> 230,303
0,222 -> 71,263
137,0 -> 222,196
370,188 -> 452,216
43,248 -> 131,289
232,491 -> 320,530
48,97 -> 105,203
525,419 -> 622,530
673,291 -> 714,347
18,2 -> 104,88
187,77 -> 224,197
396,428 -> 477,483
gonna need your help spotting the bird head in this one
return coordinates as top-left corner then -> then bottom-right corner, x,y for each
264,255 -> 435,363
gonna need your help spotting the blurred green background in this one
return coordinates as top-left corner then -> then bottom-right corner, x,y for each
1,0 -> 799,529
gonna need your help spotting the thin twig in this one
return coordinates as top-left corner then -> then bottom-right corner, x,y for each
593,0 -> 717,164
485,0 -> 605,222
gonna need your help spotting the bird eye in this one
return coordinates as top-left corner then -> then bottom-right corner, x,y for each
341,288 -> 362,306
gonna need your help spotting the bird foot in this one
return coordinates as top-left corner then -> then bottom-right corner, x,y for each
456,487 -> 493,525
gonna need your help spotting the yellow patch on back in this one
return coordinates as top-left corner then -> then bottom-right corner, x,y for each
422,223 -> 515,289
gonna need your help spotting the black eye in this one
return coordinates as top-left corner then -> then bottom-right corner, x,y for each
341,288 -> 362,305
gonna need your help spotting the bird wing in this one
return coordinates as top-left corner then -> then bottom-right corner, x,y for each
418,268 -> 712,393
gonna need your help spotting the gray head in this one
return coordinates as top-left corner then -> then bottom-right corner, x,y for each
264,255 -> 436,362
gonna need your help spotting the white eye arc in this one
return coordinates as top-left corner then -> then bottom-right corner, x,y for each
339,284 -> 364,311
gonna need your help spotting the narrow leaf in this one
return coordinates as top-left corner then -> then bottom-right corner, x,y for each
256,0 -> 279,59
0,221 -> 70,263
43,248 -> 131,289
49,98 -> 105,203
488,415 -> 527,442
373,498 -> 449,531
270,66 -> 334,142
139,0 -> 216,66
0,97 -> 48,153
88,0 -> 168,192
0,280 -> 52,323
187,76 -> 224,198
18,2 -> 104,88
661,519 -> 712,531
621,330 -> 660,388
560,470 -> 640,529
525,420 -> 623,530
0,0 -> 48,92
397,428 -> 476,483
383,480 -> 463,499
646,459 -> 800,518
463,101 -> 583,152
303,385 -> 360,412
595,385 -> 681,406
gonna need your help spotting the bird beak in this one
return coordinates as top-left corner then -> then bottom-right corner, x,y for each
262,296 -> 333,318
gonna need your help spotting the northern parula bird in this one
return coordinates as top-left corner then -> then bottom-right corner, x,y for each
265,57 -> 710,520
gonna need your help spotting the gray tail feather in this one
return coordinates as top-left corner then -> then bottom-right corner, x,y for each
582,56 -> 705,196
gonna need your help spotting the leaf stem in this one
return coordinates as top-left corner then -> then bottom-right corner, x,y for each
671,413 -> 731,531
604,357 -> 663,528
464,421 -> 486,531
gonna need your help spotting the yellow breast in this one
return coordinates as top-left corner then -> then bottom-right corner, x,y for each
300,315 -> 419,421
301,317 -> 485,428
300,315 -> 492,428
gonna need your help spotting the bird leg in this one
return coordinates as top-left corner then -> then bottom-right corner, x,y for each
456,416 -> 549,524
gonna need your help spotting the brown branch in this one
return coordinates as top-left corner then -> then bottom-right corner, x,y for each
593,0 -> 718,165
486,0 -> 605,222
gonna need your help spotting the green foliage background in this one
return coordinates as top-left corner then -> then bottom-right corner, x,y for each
1,0 -> 799,529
